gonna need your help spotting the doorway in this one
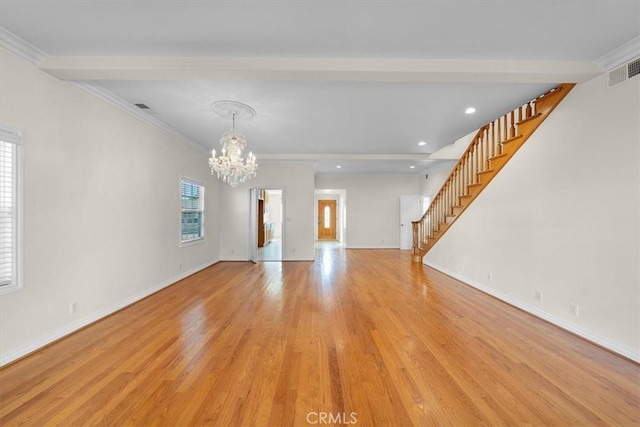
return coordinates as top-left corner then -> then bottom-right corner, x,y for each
250,188 -> 284,262
314,189 -> 346,246
317,199 -> 337,240
400,195 -> 425,250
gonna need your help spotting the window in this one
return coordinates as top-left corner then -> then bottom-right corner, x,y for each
324,205 -> 331,228
0,126 -> 22,294
181,179 -> 204,244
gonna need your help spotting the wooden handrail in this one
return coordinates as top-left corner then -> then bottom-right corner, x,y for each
412,84 -> 575,260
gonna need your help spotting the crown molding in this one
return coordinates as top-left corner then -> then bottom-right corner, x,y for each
595,36 -> 640,70
69,81 -> 207,154
0,26 -> 48,64
0,29 -> 207,155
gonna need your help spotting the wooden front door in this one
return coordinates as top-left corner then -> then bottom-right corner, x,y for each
318,200 -> 337,240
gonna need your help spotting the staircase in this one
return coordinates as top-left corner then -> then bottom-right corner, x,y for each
411,83 -> 575,263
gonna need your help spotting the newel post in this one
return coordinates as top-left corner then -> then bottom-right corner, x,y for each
411,221 -> 422,263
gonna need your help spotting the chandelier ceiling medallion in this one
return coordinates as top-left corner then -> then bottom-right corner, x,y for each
209,100 -> 258,187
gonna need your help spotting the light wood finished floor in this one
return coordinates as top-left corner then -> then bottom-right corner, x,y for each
1,249 -> 639,425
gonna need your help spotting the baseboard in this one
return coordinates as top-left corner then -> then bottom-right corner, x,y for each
220,257 -> 315,262
0,259 -> 219,367
423,260 -> 640,363
346,245 -> 399,249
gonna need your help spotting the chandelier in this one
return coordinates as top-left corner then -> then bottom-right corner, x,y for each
209,101 -> 258,187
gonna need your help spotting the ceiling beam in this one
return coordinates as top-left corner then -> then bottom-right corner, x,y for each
254,154 -> 434,161
39,56 -> 601,83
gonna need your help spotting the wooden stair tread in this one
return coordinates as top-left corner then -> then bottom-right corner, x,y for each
517,113 -> 543,125
501,134 -> 524,145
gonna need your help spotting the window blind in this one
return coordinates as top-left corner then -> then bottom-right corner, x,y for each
181,180 -> 204,243
0,127 -> 21,291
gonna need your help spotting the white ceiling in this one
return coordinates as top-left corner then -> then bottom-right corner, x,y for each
1,0 -> 638,174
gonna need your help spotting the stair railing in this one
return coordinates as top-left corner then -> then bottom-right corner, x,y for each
412,85 -> 567,261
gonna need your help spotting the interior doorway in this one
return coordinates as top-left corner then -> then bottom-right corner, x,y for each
400,195 -> 424,250
314,189 -> 346,245
250,188 -> 284,262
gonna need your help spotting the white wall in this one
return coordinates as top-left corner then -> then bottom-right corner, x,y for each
424,73 -> 640,361
218,161 -> 316,261
316,174 -> 421,248
420,160 -> 458,199
0,48 -> 220,365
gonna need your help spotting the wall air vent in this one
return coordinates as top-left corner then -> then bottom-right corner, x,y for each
608,57 -> 640,87
134,103 -> 150,109
628,57 -> 640,79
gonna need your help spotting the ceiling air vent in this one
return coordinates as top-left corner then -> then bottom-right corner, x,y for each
608,57 -> 640,87
134,103 -> 150,109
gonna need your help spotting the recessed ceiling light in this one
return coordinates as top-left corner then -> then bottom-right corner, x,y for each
465,107 -> 477,114
410,165 -> 416,169
336,165 -> 342,169
418,141 -> 427,146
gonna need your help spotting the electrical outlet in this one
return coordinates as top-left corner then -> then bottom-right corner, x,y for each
69,302 -> 78,314
179,263 -> 182,271
460,264 -> 465,273
535,290 -> 542,301
570,303 -> 579,317
487,273 -> 493,282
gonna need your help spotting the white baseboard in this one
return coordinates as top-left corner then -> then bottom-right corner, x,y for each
423,260 -> 640,363
220,257 -> 314,262
0,259 -> 218,367
346,245 -> 399,249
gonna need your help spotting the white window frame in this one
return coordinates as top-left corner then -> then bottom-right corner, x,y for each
180,177 -> 205,247
0,126 -> 23,295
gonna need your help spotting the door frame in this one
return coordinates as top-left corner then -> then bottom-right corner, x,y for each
249,189 -> 259,263
314,189 -> 347,245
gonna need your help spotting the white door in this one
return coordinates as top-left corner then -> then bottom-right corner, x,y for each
249,188 -> 258,263
400,195 -> 423,250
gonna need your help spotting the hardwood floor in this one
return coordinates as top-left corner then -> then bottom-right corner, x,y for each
1,248 -> 639,425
